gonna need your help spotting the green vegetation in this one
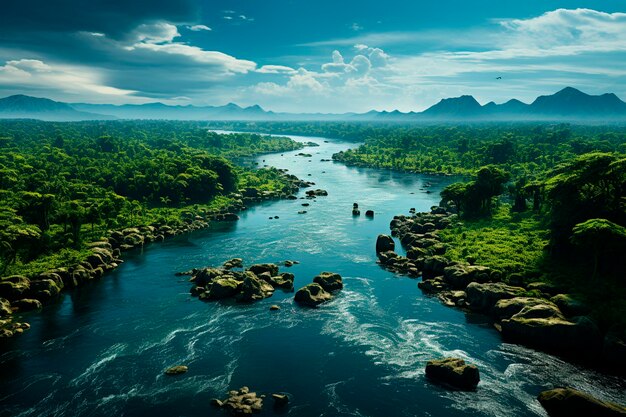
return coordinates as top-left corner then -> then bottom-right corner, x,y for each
439,206 -> 549,275
0,120 -> 303,276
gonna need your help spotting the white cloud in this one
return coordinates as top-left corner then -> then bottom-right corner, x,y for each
130,22 -> 179,44
128,42 -> 256,73
0,59 -> 136,97
187,25 -> 211,32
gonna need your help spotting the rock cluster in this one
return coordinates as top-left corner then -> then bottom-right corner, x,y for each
294,272 -> 343,307
305,189 -> 328,197
381,205 -> 625,367
185,261 -> 294,303
212,386 -> 264,415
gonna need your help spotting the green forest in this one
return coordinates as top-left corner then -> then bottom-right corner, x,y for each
0,120 -> 303,277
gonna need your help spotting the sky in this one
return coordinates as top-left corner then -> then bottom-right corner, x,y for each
1,0 -> 626,113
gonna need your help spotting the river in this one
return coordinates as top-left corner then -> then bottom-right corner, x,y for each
0,134 -> 624,417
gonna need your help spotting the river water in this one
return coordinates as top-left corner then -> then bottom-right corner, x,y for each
1,134 -> 624,417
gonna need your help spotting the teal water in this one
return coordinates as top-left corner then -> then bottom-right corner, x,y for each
1,135 -> 624,417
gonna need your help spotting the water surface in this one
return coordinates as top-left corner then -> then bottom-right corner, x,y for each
1,134 -> 624,417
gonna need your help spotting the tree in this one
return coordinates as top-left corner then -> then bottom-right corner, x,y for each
545,153 -> 624,247
0,207 -> 41,274
570,218 -> 626,279
441,182 -> 469,213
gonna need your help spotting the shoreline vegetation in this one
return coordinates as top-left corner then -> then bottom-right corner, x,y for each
0,120 -> 311,337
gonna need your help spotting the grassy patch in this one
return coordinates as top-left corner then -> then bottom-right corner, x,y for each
439,205 -> 549,275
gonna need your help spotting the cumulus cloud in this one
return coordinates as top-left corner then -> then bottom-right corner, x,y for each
320,49 -> 382,76
251,46 -> 392,107
130,22 -> 180,44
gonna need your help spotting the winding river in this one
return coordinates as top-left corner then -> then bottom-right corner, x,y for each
1,134 -> 624,417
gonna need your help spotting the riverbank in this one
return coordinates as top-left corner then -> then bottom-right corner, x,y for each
0,169 -> 311,338
376,207 -> 626,375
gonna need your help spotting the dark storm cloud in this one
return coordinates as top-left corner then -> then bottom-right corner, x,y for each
0,0 -> 198,39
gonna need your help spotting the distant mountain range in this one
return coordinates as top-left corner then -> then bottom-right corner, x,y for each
2,87 -> 626,122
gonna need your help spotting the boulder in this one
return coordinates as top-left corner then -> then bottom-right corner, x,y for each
264,273 -> 294,290
377,250 -> 399,265
527,281 -> 563,296
501,304 -> 602,352
305,189 -> 328,197
272,394 -> 289,407
465,282 -> 525,312
12,298 -> 42,312
422,256 -> 450,280
537,388 -> 626,417
294,283 -> 332,307
492,297 -> 555,320
376,234 -> 395,253
121,227 -> 140,235
223,258 -> 243,269
38,272 -> 65,288
418,277 -> 446,293
28,279 -> 61,302
269,305 -> 281,311
164,365 -> 188,375
425,357 -> 480,390
313,272 -> 343,292
0,298 -> 11,318
193,267 -> 224,287
238,274 -> 275,302
207,278 -> 242,300
443,264 -> 492,289
123,233 -> 144,246
248,263 -> 279,277
550,294 -> 591,317
0,276 -> 31,301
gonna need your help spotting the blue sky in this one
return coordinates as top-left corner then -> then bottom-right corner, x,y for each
1,1 -> 625,112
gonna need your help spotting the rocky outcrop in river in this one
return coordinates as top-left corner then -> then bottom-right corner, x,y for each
181,260 -> 294,303
425,357 -> 480,391
294,272 -> 343,307
212,386 -> 264,415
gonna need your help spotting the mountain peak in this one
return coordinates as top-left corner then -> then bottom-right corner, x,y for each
423,95 -> 482,116
532,87 -> 626,115
1,94 -> 74,113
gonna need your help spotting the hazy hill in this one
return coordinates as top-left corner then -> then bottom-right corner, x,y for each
2,87 -> 626,122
